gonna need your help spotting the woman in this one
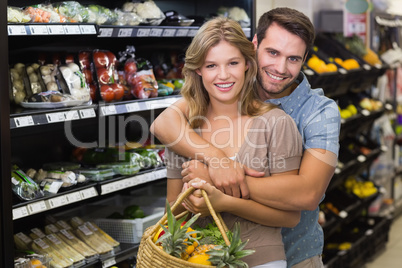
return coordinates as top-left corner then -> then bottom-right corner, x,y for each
162,17 -> 303,268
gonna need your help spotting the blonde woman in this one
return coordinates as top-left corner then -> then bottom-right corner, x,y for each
161,17 -> 303,268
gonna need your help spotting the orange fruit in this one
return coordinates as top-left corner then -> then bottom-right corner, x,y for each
342,59 -> 360,70
187,254 -> 212,265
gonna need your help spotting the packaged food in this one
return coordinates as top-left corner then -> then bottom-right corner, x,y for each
55,1 -> 88,23
58,62 -> 91,102
8,6 -> 31,23
26,63 -> 45,96
11,165 -> 44,201
75,168 -> 115,181
97,162 -> 141,176
9,63 -> 30,105
129,58 -> 158,99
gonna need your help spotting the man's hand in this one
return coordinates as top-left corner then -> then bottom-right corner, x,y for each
181,160 -> 211,184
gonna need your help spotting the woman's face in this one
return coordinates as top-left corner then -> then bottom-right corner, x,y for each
197,40 -> 248,105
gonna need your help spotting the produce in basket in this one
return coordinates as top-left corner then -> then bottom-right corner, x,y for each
155,198 -> 254,267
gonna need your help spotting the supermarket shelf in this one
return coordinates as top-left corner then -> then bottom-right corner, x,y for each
12,167 -> 167,220
8,23 -> 98,36
81,243 -> 138,268
9,95 -> 182,129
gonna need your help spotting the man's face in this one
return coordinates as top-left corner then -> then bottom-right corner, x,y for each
253,22 -> 307,100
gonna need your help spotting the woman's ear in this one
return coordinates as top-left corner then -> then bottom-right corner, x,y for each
245,62 -> 249,71
196,69 -> 202,76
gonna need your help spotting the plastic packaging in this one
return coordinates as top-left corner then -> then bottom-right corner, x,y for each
8,6 -> 31,23
11,165 -> 44,201
58,62 -> 91,102
76,168 -> 115,181
9,63 -> 30,105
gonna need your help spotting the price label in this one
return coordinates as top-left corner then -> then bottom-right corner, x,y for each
64,110 -> 80,121
146,100 -> 169,110
101,183 -> 115,195
128,176 -> 139,186
163,29 -> 176,37
361,109 -> 370,116
13,206 -> 29,220
47,25 -> 65,35
150,28 -> 163,37
103,257 -> 116,268
188,29 -> 198,37
79,108 -> 96,118
357,155 -> 367,163
334,167 -> 341,174
48,195 -> 68,209
176,28 -> 189,37
29,25 -> 49,35
66,192 -> 82,203
27,201 -> 47,214
101,105 -> 117,116
63,25 -> 81,34
80,187 -> 98,199
118,28 -> 133,37
99,28 -> 113,37
80,25 -> 97,34
137,28 -> 150,37
8,25 -> 27,36
14,116 -> 34,127
126,102 -> 141,112
155,169 -> 167,179
46,112 -> 65,123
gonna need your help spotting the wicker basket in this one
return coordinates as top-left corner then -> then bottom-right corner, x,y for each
136,186 -> 230,268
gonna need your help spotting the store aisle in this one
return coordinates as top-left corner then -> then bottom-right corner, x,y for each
364,215 -> 402,268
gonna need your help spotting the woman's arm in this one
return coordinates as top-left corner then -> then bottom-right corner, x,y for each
184,177 -> 301,228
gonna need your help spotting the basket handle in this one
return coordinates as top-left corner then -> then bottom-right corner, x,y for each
151,186 -> 230,246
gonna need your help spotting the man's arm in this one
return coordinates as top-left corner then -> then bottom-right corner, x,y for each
150,99 -> 263,198
246,148 -> 337,211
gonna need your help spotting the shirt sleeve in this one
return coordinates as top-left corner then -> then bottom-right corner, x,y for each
164,147 -> 188,179
303,99 -> 340,156
268,113 -> 303,174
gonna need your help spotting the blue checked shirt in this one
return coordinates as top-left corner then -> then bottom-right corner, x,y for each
265,72 -> 341,267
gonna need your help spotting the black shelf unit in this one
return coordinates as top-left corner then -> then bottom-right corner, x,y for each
1,1 -> 256,267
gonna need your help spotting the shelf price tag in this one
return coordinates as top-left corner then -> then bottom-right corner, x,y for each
48,195 -> 68,209
188,29 -> 198,37
163,29 -> 176,37
79,108 -> 96,119
80,187 -> 98,199
101,183 -> 115,195
47,25 -> 65,35
46,112 -> 65,123
66,192 -> 82,203
29,25 -> 49,35
63,25 -> 81,34
150,28 -> 163,37
8,25 -> 27,36
14,116 -> 34,127
13,206 -> 29,220
357,155 -> 367,163
100,105 -> 117,116
136,28 -> 150,37
126,102 -> 141,112
176,28 -> 189,37
102,257 -> 116,268
79,25 -> 97,34
99,28 -> 113,37
118,28 -> 133,37
27,201 -> 47,214
64,110 -> 80,121
146,100 -> 169,110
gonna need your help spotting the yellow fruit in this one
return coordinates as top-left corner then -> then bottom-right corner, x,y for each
342,59 -> 360,70
340,109 -> 352,119
326,63 -> 338,72
363,48 -> 381,66
334,58 -> 343,66
187,254 -> 212,265
346,104 -> 358,115
338,242 -> 352,251
307,57 -> 328,73
30,259 -> 42,266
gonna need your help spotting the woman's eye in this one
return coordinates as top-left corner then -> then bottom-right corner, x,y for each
206,64 -> 215,68
230,61 -> 239,66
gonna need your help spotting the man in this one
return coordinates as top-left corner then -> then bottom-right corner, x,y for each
151,7 -> 340,268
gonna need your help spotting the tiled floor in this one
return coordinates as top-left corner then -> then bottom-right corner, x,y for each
364,214 -> 402,268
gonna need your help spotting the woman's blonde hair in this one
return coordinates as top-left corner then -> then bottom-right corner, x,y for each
181,17 -> 275,128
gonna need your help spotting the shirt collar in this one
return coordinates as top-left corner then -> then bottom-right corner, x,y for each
265,72 -> 312,115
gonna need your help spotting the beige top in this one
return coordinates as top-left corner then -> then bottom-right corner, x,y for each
165,108 -> 303,266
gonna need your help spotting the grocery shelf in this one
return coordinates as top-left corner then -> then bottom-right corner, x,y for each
7,23 -> 98,36
12,167 -> 167,220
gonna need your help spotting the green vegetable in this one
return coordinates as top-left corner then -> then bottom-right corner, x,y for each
124,205 -> 145,219
107,212 -> 124,219
195,222 -> 233,246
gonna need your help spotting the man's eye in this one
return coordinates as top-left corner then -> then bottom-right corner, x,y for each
289,57 -> 301,63
269,51 -> 278,56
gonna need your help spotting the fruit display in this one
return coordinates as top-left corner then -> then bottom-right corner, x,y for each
344,176 -> 378,199
152,200 -> 254,267
359,97 -> 383,111
338,104 -> 358,119
306,53 -> 338,74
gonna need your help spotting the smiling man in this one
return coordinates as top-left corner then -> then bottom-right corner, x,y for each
151,7 -> 341,268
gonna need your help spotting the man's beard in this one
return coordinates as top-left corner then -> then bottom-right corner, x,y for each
256,67 -> 295,100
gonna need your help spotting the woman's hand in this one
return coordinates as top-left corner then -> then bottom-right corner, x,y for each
182,178 -> 227,216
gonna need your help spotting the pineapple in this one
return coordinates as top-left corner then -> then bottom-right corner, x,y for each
156,200 -> 200,259
207,222 -> 255,268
